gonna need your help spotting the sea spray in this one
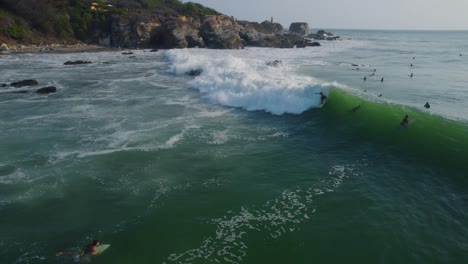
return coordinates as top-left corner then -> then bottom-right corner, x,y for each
166,49 -> 332,114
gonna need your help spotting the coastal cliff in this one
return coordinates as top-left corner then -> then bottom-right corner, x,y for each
0,0 -> 337,50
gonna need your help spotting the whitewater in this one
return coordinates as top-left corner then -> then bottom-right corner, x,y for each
0,30 -> 467,264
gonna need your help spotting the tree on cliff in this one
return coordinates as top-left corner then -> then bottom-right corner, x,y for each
0,0 -> 221,44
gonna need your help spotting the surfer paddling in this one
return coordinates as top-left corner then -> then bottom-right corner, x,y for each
56,240 -> 100,257
83,240 -> 100,255
316,92 -> 327,104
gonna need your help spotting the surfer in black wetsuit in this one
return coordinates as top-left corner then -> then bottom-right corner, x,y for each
424,102 -> 430,109
316,92 -> 327,104
401,115 -> 409,128
351,105 -> 361,112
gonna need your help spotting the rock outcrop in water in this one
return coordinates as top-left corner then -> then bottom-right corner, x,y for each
64,60 -> 92,65
289,22 -> 310,36
2,80 -> 57,95
307,30 -> 340,41
36,86 -> 56,94
10,80 -> 38,87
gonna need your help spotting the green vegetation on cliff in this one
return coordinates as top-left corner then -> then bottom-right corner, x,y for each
0,0 -> 220,44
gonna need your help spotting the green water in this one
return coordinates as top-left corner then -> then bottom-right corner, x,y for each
1,37 -> 468,263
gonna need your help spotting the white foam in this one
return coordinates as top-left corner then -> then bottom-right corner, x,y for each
163,161 -> 366,264
165,49 -> 330,115
165,188 -> 318,264
0,168 -> 28,184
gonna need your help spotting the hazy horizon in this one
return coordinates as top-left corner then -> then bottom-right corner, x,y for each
183,0 -> 468,31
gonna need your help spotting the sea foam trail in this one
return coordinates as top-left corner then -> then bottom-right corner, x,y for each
166,49 -> 331,115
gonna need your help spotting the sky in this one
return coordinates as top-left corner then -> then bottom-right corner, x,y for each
183,0 -> 468,30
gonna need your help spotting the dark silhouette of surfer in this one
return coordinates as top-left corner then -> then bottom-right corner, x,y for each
400,115 -> 409,128
363,76 -> 367,81
381,77 -> 384,82
424,102 -> 430,109
316,92 -> 327,104
409,73 -> 413,78
351,105 -> 361,112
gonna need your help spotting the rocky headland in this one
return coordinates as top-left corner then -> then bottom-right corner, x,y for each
0,1 -> 340,53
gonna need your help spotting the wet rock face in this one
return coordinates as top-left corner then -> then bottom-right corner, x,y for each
110,12 -> 168,48
151,19 -> 204,49
199,16 -> 243,49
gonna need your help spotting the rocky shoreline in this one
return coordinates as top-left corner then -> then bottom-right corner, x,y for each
0,43 -> 118,55
1,16 -> 340,53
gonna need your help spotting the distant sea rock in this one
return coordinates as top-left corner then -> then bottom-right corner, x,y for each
36,86 -> 56,94
307,30 -> 340,41
308,42 -> 321,47
64,60 -> 92,65
11,79 -> 38,87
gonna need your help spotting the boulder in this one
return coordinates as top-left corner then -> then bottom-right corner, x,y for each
11,80 -> 39,87
289,22 -> 309,36
285,33 -> 308,48
64,60 -> 92,65
186,69 -> 202,76
36,86 -> 56,94
0,43 -> 9,54
266,60 -> 282,67
307,30 -> 340,41
308,42 -> 321,47
199,16 -> 243,49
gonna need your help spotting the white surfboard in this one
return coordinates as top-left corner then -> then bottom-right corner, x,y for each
92,244 -> 110,255
319,99 -> 327,108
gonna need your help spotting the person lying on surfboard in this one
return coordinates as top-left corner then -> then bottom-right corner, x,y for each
56,239 -> 100,256
83,240 -> 100,255
400,115 -> 409,128
316,92 -> 327,104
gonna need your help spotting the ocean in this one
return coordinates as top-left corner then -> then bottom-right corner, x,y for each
0,30 -> 467,263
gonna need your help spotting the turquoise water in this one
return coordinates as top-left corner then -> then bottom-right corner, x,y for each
0,30 -> 467,263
